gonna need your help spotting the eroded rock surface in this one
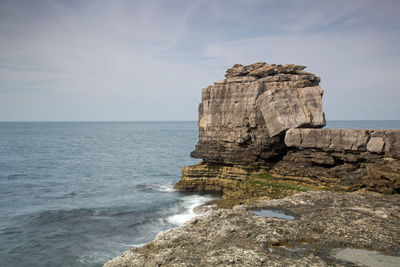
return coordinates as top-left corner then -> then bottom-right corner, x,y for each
104,192 -> 400,267
285,128 -> 400,158
274,129 -> 400,194
191,62 -> 326,165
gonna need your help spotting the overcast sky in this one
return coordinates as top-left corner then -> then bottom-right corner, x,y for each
1,0 -> 399,121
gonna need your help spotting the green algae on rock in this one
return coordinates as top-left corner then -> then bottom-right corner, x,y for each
174,163 -> 331,208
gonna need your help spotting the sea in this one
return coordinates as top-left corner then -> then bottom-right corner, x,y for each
0,120 -> 399,267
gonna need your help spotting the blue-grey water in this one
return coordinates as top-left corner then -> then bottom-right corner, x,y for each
0,122 -> 212,267
250,209 -> 295,220
0,120 -> 399,267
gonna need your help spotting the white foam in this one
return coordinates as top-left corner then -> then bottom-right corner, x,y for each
157,185 -> 175,192
77,252 -> 113,264
125,243 -> 146,248
93,210 -> 101,216
166,194 -> 217,226
136,183 -> 175,192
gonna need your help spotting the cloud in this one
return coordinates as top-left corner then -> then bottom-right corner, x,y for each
201,29 -> 400,119
0,0 -> 399,120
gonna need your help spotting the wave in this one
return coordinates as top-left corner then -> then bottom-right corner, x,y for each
77,251 -> 116,265
164,194 -> 217,226
4,174 -> 29,179
1,193 -> 219,267
4,193 -> 218,242
34,191 -> 77,200
135,183 -> 175,192
5,207 -> 157,235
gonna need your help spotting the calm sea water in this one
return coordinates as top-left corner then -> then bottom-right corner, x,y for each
0,120 -> 399,267
0,122 -> 215,267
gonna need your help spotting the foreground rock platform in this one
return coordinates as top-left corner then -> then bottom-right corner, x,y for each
104,191 -> 400,266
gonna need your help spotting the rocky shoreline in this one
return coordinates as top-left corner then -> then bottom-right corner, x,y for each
105,62 -> 400,266
105,192 -> 400,266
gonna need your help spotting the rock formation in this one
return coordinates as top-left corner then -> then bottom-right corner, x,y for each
191,62 -> 326,165
175,62 -> 400,195
104,192 -> 400,266
274,129 -> 400,193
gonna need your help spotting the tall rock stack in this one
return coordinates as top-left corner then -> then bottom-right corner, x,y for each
175,62 -> 400,194
191,62 -> 326,165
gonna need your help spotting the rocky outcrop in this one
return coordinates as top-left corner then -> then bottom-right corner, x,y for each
176,62 -> 400,195
104,191 -> 400,266
272,129 -> 400,194
191,62 -> 326,165
175,164 -> 251,192
285,128 -> 400,158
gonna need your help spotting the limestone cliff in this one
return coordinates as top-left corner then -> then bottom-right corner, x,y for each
191,62 -> 326,165
176,62 -> 400,196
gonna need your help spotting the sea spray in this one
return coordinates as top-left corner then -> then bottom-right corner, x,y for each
165,194 -> 218,226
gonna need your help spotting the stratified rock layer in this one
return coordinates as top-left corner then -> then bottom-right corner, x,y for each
191,62 -> 326,165
285,128 -> 400,158
273,129 -> 400,194
104,192 -> 400,267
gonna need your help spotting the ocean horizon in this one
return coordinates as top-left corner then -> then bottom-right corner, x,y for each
1,120 -> 399,128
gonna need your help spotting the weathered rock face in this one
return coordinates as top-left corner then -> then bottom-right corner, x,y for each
104,192 -> 400,267
273,128 -> 400,194
285,128 -> 400,158
175,164 -> 251,192
178,130 -> 400,195
191,62 -> 326,165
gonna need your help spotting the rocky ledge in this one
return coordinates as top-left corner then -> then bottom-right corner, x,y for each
104,191 -> 400,266
274,128 -> 400,194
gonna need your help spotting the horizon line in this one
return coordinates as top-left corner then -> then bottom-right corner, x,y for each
0,119 -> 400,123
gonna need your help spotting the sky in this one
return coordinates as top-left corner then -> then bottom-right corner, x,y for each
1,0 -> 399,121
